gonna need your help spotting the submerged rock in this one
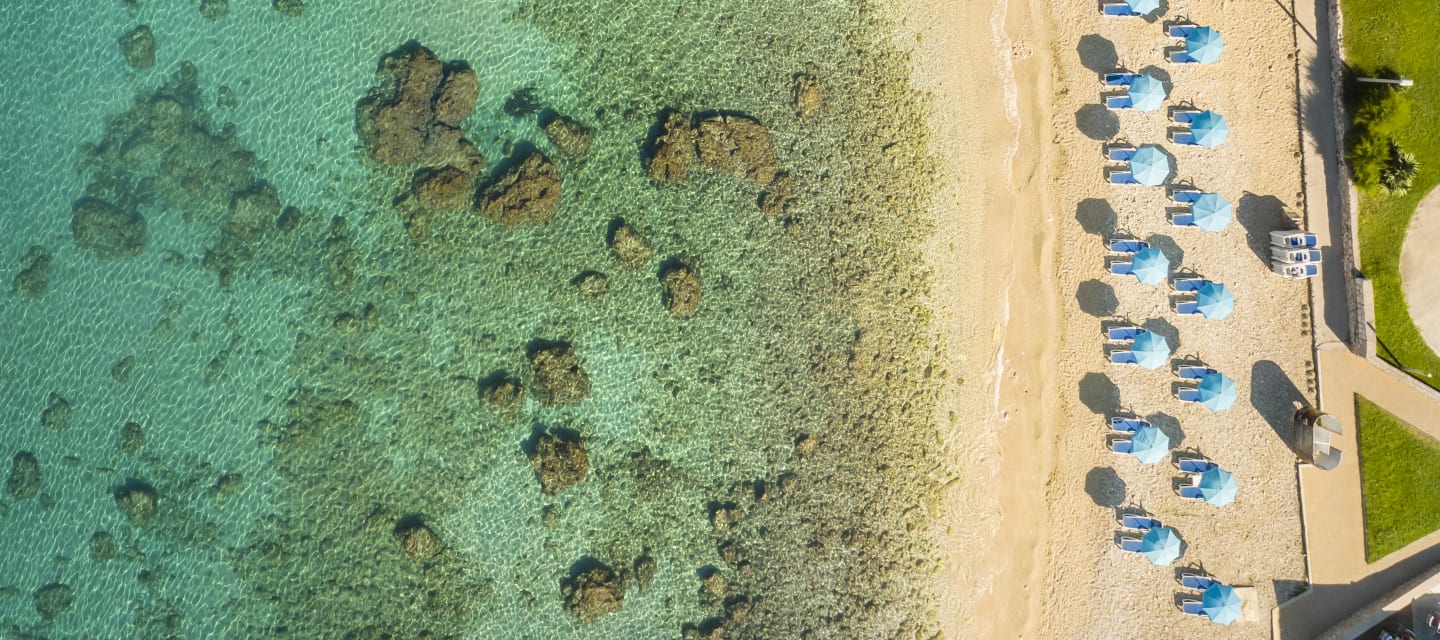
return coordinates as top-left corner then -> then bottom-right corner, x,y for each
118,421 -> 145,453
72,198 -> 146,258
695,113 -> 779,184
91,531 -> 118,562
355,43 -> 483,169
645,111 -> 696,181
633,553 -> 657,592
561,561 -> 625,622
212,472 -> 244,498
40,392 -> 72,431
114,478 -> 158,527
759,173 -> 795,217
528,430 -> 588,496
5,452 -> 41,500
792,74 -> 823,117
477,152 -> 561,226
118,26 -> 156,70
11,245 -> 51,298
112,356 -> 136,383
607,219 -> 652,269
410,165 -> 474,212
226,183 -> 281,242
503,87 -> 543,117
528,341 -> 590,406
33,584 -> 73,621
660,261 -> 701,318
272,0 -> 304,16
570,271 -> 609,300
395,517 -> 443,562
199,0 -> 228,21
542,114 -> 593,159
478,373 -> 523,416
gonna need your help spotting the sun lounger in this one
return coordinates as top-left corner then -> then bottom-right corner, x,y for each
1181,574 -> 1218,590
1110,261 -> 1134,276
1113,440 -> 1134,454
1182,599 -> 1206,615
1120,537 -> 1144,552
1179,485 -> 1205,499
1104,72 -> 1141,86
1271,247 -> 1322,263
1170,131 -> 1199,146
1170,51 -> 1198,64
1171,110 -> 1202,125
1167,25 -> 1199,38
1170,189 -> 1202,204
1105,95 -> 1134,110
1108,170 -> 1139,185
1272,262 -> 1320,279
1177,458 -> 1215,473
1270,230 -> 1319,248
1170,212 -> 1196,227
1177,388 -> 1202,403
1102,2 -> 1142,16
1173,278 -> 1207,292
1108,238 -> 1147,253
1111,417 -> 1149,433
1175,301 -> 1200,316
1111,351 -> 1138,365
1107,325 -> 1143,341
1177,366 -> 1218,380
1107,146 -> 1137,162
1121,515 -> 1160,530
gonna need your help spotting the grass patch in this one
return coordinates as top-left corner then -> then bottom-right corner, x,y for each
1356,395 -> 1440,561
1341,0 -> 1440,389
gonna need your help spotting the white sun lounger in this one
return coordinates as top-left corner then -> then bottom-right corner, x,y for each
1179,485 -> 1205,500
1106,325 -> 1144,341
1121,514 -> 1160,530
1111,417 -> 1149,432
1104,72 -> 1141,86
1120,537 -> 1144,552
1270,230 -> 1319,248
1271,247 -> 1322,263
1177,365 -> 1217,380
1272,262 -> 1320,279
1106,95 -> 1135,110
1173,278 -> 1207,292
1177,388 -> 1203,403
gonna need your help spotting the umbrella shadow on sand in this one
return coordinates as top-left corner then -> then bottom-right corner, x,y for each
1078,34 -> 1119,73
1079,372 -> 1121,415
1076,104 -> 1121,141
1085,466 -> 1127,507
1078,198 -> 1118,236
1077,279 -> 1120,317
1251,360 -> 1306,445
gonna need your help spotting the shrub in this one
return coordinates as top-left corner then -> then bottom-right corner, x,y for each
1354,85 -> 1413,136
1349,131 -> 1390,193
1381,142 -> 1420,194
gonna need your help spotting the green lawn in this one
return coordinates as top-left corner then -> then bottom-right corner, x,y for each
1356,395 -> 1440,561
1342,0 -> 1440,390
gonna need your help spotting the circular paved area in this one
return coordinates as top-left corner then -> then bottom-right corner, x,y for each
1401,186 -> 1440,354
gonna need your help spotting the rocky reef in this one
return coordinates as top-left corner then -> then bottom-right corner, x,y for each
642,109 -> 788,214
561,560 -> 625,622
527,429 -> 588,495
40,392 -> 72,430
395,516 -> 443,562
11,246 -> 51,297
33,584 -> 73,621
356,43 -> 481,168
659,259 -> 701,318
114,478 -> 158,527
541,113 -> 593,159
607,218 -> 652,269
527,341 -> 589,406
644,110 -> 696,181
118,26 -> 156,70
477,151 -> 561,226
5,452 -> 41,500
72,198 -> 146,258
273,0 -> 304,16
694,113 -> 779,184
199,0 -> 227,20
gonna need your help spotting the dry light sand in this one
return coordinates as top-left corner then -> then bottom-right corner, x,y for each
904,0 -> 1319,637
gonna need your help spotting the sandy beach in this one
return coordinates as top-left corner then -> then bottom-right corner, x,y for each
907,0 -> 1317,636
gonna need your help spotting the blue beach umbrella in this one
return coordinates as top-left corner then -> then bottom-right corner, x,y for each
1127,74 -> 1168,112
1130,248 -> 1171,285
1129,145 -> 1171,186
1131,331 -> 1172,370
1197,466 -> 1238,506
1186,27 -> 1225,64
1196,372 -> 1238,412
1191,193 -> 1233,232
1201,583 -> 1243,625
1129,424 -> 1171,464
1190,111 -> 1230,148
1125,0 -> 1161,15
1195,282 -> 1235,319
1139,526 -> 1183,565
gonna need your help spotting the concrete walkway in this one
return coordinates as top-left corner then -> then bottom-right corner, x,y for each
1273,0 -> 1440,636
1400,187 -> 1440,355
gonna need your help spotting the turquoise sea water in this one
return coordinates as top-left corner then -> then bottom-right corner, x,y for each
1,1 -> 947,638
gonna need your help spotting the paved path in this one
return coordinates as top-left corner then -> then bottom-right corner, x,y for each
1400,187 -> 1440,355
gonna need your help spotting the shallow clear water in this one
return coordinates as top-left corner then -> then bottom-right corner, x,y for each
0,1 -> 947,638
